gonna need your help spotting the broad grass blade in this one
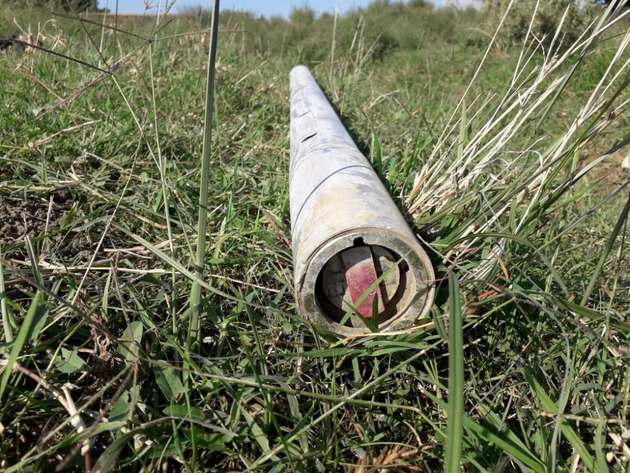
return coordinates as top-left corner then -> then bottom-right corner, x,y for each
524,369 -> 603,471
0,247 -> 15,343
0,292 -> 43,401
445,270 -> 464,472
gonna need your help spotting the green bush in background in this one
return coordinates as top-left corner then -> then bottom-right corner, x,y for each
481,0 -> 604,48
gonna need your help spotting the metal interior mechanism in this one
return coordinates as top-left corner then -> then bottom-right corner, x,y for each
289,65 -> 435,336
318,243 -> 406,325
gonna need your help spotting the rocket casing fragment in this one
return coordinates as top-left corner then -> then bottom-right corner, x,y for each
289,65 -> 435,336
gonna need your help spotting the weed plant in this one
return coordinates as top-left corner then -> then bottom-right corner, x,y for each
0,0 -> 629,471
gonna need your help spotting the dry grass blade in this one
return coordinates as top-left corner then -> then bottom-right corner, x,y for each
407,4 -> 630,281
33,18 -> 173,121
348,444 -> 424,473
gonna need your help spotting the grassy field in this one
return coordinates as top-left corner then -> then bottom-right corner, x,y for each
0,1 -> 630,471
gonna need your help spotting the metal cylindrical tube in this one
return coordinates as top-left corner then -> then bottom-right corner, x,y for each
289,65 -> 435,336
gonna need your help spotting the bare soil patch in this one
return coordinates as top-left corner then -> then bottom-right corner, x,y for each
0,191 -> 71,260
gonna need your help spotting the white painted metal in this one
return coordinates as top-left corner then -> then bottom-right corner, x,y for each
289,65 -> 435,336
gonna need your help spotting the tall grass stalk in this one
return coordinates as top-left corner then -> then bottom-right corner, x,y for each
189,0 -> 220,348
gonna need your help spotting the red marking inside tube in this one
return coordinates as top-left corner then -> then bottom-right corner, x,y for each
340,247 -> 384,318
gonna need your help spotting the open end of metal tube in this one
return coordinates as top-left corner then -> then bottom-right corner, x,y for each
312,239 -> 418,330
297,231 -> 434,336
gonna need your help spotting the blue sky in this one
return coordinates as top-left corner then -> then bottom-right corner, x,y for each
96,0 -> 467,17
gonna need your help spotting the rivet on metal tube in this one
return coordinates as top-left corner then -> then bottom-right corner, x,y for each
289,65 -> 436,336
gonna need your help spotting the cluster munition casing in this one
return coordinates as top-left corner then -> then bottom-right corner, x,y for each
289,65 -> 435,336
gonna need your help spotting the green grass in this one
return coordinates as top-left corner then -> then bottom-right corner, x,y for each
0,1 -> 629,471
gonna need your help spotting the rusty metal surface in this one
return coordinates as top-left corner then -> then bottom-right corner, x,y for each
322,246 -> 401,319
339,246 -> 384,318
289,65 -> 435,336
